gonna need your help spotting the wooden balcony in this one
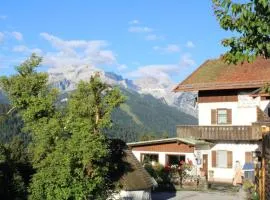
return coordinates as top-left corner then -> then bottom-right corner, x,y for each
177,124 -> 263,141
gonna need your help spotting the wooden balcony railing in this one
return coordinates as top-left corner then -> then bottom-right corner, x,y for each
177,124 -> 263,141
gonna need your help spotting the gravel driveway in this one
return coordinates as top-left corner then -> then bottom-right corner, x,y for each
152,190 -> 246,200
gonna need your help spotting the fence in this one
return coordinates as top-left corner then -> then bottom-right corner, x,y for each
256,130 -> 270,200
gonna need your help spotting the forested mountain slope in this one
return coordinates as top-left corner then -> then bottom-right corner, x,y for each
108,89 -> 197,142
0,88 -> 197,143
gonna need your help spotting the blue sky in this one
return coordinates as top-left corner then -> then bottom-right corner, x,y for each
0,0 -> 232,83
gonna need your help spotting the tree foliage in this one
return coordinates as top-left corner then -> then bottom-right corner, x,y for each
0,54 -> 125,199
213,0 -> 270,63
0,136 -> 33,200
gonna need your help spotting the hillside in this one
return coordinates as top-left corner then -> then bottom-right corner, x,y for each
0,88 -> 197,143
0,104 -> 26,143
108,88 -> 197,142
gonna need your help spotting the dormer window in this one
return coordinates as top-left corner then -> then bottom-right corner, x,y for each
211,109 -> 232,125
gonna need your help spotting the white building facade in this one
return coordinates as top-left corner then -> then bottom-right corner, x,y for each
175,57 -> 270,184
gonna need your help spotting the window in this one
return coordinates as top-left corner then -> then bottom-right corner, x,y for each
243,152 -> 254,181
217,109 -> 227,124
166,155 -> 185,165
217,150 -> 227,168
245,152 -> 253,163
141,154 -> 159,164
211,109 -> 232,125
212,150 -> 233,168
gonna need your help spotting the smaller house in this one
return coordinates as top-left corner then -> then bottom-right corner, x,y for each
128,138 -> 211,175
111,149 -> 154,200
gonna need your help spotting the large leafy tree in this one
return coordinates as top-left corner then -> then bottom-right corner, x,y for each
1,54 -> 125,199
30,78 -> 125,200
0,135 -> 33,200
213,0 -> 270,63
0,55 -> 61,168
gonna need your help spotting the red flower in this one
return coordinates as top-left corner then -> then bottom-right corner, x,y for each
164,165 -> 171,171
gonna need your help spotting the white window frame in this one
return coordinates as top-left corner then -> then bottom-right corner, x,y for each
217,109 -> 228,124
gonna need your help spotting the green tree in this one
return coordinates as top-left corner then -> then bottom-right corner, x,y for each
139,133 -> 157,141
213,0 -> 270,63
1,54 -> 125,199
0,136 -> 32,200
0,54 -> 61,168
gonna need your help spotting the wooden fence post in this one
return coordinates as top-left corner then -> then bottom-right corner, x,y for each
262,157 -> 265,200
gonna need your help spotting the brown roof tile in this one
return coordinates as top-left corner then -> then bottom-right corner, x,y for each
174,57 -> 270,92
120,150 -> 153,191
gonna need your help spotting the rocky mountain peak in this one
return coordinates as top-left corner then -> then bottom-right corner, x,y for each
48,66 -> 197,117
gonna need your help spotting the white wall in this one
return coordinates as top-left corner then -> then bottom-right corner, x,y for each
198,94 -> 270,125
111,190 -> 151,200
207,143 -> 258,182
132,143 -> 258,183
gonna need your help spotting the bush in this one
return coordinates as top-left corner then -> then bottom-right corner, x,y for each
243,180 -> 259,200
144,163 -> 170,185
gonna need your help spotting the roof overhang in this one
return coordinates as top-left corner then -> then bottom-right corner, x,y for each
127,137 -> 212,147
174,80 -> 268,92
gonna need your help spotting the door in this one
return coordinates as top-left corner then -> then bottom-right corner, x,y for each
202,154 -> 208,179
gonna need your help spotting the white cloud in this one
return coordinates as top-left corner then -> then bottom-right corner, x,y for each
128,21 -> 162,42
179,53 -> 195,67
129,20 -> 140,25
0,32 -> 4,43
128,26 -> 153,33
127,64 -> 180,81
153,44 -> 180,54
40,32 -> 117,69
126,53 -> 196,85
145,34 -> 163,41
11,31 -> 23,41
186,41 -> 195,48
117,64 -> 127,71
0,15 -> 7,20
12,45 -> 42,54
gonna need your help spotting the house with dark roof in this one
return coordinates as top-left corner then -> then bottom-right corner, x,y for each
111,149 -> 154,200
174,57 -> 270,184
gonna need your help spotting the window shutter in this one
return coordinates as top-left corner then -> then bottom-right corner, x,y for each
212,151 -> 216,167
227,151 -> 233,168
211,109 -> 217,124
245,152 -> 252,163
227,109 -> 232,124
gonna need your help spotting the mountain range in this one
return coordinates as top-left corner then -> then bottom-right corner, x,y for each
49,65 -> 198,117
48,66 -> 198,141
0,66 -> 198,142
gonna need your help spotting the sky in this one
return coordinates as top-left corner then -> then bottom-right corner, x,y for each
0,0 -> 232,83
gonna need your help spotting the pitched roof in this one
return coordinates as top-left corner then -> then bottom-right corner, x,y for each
120,150 -> 153,191
127,137 -> 211,147
174,57 -> 270,92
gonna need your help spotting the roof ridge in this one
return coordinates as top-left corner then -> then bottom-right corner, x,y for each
174,56 -> 270,92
